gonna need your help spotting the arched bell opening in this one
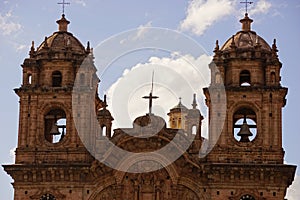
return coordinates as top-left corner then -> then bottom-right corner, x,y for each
240,194 -> 255,200
44,109 -> 67,144
27,74 -> 32,85
271,71 -> 276,84
52,71 -> 62,87
233,108 -> 257,142
40,193 -> 56,200
240,70 -> 251,86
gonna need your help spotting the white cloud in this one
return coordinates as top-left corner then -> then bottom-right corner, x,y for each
286,174 -> 300,200
0,11 -> 21,35
106,53 -> 211,135
119,21 -> 152,44
249,0 -> 271,15
9,148 -> 16,162
180,0 -> 274,36
74,0 -> 86,7
179,0 -> 235,36
134,21 -> 153,40
16,44 -> 27,52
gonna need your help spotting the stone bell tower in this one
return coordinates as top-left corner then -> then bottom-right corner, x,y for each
203,13 -> 296,199
3,14 -> 101,200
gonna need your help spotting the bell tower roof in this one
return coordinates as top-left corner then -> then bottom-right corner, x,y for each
35,15 -> 88,56
220,14 -> 272,52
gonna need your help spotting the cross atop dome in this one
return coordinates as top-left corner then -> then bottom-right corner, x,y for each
240,0 -> 253,14
57,0 -> 70,15
143,71 -> 159,115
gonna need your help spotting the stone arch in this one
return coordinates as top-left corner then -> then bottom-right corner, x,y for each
115,164 -> 178,185
113,153 -> 180,184
177,177 -> 209,200
231,190 -> 258,200
38,102 -> 71,146
44,108 -> 67,144
240,70 -> 251,86
229,102 -> 261,145
87,176 -> 118,200
30,188 -> 66,200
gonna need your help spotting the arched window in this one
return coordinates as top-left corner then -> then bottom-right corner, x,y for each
28,74 -> 32,85
52,71 -> 62,87
240,194 -> 255,200
44,109 -> 66,144
40,194 -> 56,200
178,118 -> 182,128
172,118 -> 176,127
233,108 -> 257,142
271,72 -> 276,84
102,126 -> 107,137
192,125 -> 197,135
240,70 -> 251,86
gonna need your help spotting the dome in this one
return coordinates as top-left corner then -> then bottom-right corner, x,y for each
97,108 -> 113,120
221,31 -> 271,52
133,114 -> 166,129
220,14 -> 271,52
36,15 -> 87,55
169,99 -> 188,113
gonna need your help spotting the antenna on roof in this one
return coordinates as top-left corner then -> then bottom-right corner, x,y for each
57,0 -> 70,15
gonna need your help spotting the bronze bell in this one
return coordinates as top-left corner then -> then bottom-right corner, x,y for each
237,117 -> 253,142
50,123 -> 60,135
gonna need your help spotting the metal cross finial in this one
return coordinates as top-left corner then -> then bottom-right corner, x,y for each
58,0 -> 70,15
240,0 -> 253,14
143,71 -> 159,114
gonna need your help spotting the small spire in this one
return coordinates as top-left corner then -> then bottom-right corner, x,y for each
272,39 -> 278,52
30,41 -> 35,57
56,14 -> 70,32
192,94 -> 197,109
86,41 -> 90,52
240,13 -> 253,32
103,94 -> 108,110
43,37 -> 48,48
214,40 -> 219,52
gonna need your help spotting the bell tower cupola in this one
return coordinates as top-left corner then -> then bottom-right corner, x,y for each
202,10 -> 296,199
204,13 -> 288,163
3,11 -> 103,199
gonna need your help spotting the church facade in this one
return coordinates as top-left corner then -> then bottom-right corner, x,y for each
3,12 -> 296,200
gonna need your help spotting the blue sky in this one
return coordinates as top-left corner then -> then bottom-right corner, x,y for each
0,0 -> 299,199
